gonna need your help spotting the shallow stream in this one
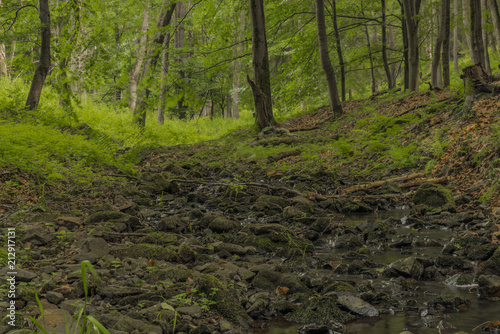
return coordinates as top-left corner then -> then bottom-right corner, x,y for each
254,209 -> 500,334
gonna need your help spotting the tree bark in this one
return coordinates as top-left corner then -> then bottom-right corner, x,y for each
248,0 -> 276,129
129,5 -> 150,112
316,0 -> 342,118
470,0 -> 487,66
441,0 -> 451,88
401,0 -> 421,91
231,12 -> 246,120
489,0 -> 500,55
157,23 -> 171,125
331,0 -> 346,101
174,1 -> 187,113
133,0 -> 176,127
400,3 -> 409,90
453,0 -> 459,74
381,0 -> 393,89
26,0 -> 51,110
481,0 -> 491,72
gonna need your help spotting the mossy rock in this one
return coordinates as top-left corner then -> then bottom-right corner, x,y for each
322,281 -> 357,294
83,211 -> 129,225
178,243 -> 198,263
285,296 -> 355,324
478,247 -> 500,276
412,183 -> 455,214
427,295 -> 469,311
110,244 -> 179,262
195,274 -> 251,327
208,216 -> 240,233
251,270 -> 309,293
335,234 -> 364,250
330,198 -> 373,213
253,195 -> 291,214
144,268 -> 193,283
271,300 -> 298,315
137,232 -> 178,245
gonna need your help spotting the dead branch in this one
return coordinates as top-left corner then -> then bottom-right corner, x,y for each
343,173 -> 425,194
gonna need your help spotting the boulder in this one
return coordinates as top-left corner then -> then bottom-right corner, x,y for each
478,275 -> 500,300
335,293 -> 379,317
412,183 -> 455,214
389,256 -> 424,279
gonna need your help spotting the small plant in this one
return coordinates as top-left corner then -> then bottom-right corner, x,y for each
4,261 -> 110,334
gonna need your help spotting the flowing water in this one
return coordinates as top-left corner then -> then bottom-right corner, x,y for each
254,209 -> 500,334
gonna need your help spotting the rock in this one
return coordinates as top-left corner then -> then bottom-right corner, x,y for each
208,216 -> 240,233
220,319 -> 232,332
256,195 -> 290,208
38,309 -> 78,334
389,256 -> 424,279
426,295 -> 469,313
100,314 -> 162,334
178,243 -> 197,263
298,322 -> 344,334
214,242 -> 247,256
286,296 -> 355,324
249,223 -> 286,235
283,206 -> 304,219
478,275 -> 500,300
478,247 -> 500,276
335,293 -> 379,317
60,299 -> 86,314
412,183 -> 455,214
73,237 -> 109,263
334,234 -> 363,249
110,244 -> 179,262
45,291 -> 64,305
178,305 -> 202,318
329,198 -> 372,213
252,270 -> 309,293
55,216 -> 82,230
20,227 -> 54,246
0,267 -> 37,282
83,211 -> 129,225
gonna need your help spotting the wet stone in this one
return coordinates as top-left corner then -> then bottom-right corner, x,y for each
20,227 -> 54,246
335,293 -> 379,317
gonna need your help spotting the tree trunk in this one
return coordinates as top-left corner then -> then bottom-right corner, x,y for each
432,0 -> 450,88
0,43 -> 7,77
381,0 -> 393,89
133,0 -> 176,127
401,0 -> 421,91
248,0 -> 276,129
453,0 -> 459,74
331,0 -> 346,101
489,0 -> 500,55
231,12 -> 246,120
316,0 -> 342,118
129,5 -> 150,112
470,0 -> 487,66
441,0 -> 451,88
174,1 -> 187,112
364,24 -> 377,94
157,24 -> 171,125
26,0 -> 51,110
481,0 -> 491,72
462,2 -> 474,60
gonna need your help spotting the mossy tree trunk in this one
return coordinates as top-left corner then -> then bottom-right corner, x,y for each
315,0 -> 342,118
248,0 -> 276,129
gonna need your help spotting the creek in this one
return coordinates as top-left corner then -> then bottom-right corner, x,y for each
254,209 -> 500,334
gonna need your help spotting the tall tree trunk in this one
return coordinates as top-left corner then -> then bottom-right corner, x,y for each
432,0 -> 450,88
389,24 -> 398,85
463,3 -> 474,60
441,0 -> 451,88
481,0 -> 491,72
400,2 -> 409,90
133,0 -> 176,127
129,5 -> 150,111
231,11 -> 246,120
174,1 -> 187,113
331,0 -> 346,101
489,0 -> 500,55
157,25 -> 171,125
248,0 -> 276,129
26,0 -> 51,110
453,0 -> 459,74
0,44 -> 7,77
470,0 -> 487,66
364,25 -> 377,94
316,0 -> 342,118
401,0 -> 421,91
381,0 -> 393,89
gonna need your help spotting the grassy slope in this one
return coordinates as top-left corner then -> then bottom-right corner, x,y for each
0,77 -> 499,213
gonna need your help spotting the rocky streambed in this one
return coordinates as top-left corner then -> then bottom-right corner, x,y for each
1,168 -> 500,334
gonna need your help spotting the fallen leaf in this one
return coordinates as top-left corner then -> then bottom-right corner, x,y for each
275,286 -> 290,296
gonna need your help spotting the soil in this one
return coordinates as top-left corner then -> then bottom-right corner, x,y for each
0,92 -> 499,334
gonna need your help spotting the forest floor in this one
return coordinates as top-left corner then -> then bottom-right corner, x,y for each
0,89 -> 499,334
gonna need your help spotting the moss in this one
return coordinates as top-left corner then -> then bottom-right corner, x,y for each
178,243 -> 198,263
285,296 -> 355,324
137,232 -> 179,245
255,195 -> 290,208
195,274 -> 251,326
144,268 -> 193,283
412,183 -> 455,214
322,281 -> 357,294
110,244 -> 179,262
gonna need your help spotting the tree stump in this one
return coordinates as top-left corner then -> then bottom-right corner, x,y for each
459,63 -> 498,118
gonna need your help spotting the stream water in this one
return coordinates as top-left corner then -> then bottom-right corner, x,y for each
253,209 -> 500,334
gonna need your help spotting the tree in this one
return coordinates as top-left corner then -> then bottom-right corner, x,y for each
470,0 -> 487,67
401,0 -> 422,91
381,0 -> 393,89
26,0 -> 51,110
489,0 -> 500,55
431,0 -> 451,89
330,0 -> 346,101
248,0 -> 276,129
129,4 -> 150,112
316,0 -> 342,117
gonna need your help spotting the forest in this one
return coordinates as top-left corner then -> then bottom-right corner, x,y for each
0,0 -> 500,333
